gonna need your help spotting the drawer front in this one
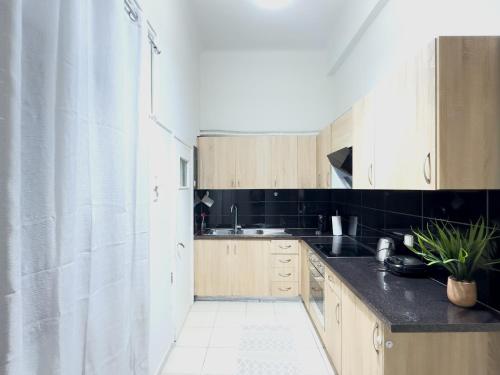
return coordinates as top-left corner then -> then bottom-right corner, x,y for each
325,268 -> 341,297
271,267 -> 298,282
272,254 -> 298,268
270,240 -> 299,254
272,282 -> 299,297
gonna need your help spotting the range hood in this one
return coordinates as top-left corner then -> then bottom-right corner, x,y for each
327,147 -> 352,188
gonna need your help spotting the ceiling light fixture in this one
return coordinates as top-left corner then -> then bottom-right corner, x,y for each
254,0 -> 293,10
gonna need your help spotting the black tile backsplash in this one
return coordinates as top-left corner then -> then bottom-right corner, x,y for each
195,188 -> 500,310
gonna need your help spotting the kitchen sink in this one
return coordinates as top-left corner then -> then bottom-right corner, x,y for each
205,228 -> 291,236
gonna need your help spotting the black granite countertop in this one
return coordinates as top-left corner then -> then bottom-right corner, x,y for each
194,231 -> 500,332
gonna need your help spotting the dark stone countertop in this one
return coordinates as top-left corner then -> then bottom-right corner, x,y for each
194,231 -> 500,333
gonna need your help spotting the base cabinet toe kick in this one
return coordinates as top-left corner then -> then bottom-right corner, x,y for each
194,238 -> 500,375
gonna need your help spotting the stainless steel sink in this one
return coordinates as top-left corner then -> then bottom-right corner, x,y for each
205,228 -> 290,236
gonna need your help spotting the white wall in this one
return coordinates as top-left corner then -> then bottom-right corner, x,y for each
200,50 -> 334,133
328,0 -> 500,121
144,0 -> 200,146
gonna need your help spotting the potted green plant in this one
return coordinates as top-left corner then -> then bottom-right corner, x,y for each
406,218 -> 500,307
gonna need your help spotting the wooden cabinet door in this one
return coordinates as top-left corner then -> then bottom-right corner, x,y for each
341,287 -> 383,375
331,109 -> 353,152
271,136 -> 298,188
235,136 -> 271,188
231,240 -> 271,296
352,92 -> 376,189
374,41 -> 436,190
324,269 -> 342,373
300,242 -> 310,310
316,125 -> 333,188
194,240 -> 232,296
297,136 -> 317,189
198,137 -> 236,189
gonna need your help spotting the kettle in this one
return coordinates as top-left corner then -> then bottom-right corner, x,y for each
376,237 -> 395,262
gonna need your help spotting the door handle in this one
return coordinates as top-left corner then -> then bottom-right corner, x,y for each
335,303 -> 340,324
423,153 -> 431,184
368,163 -> 374,186
372,322 -> 382,353
177,242 -> 185,248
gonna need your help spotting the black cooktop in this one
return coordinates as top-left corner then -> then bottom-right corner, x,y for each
310,236 -> 376,258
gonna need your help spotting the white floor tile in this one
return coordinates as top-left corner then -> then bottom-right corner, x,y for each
246,301 -> 275,314
163,301 -> 334,375
162,347 -> 207,374
183,311 -> 217,328
218,301 -> 246,313
214,311 -> 246,327
191,301 -> 219,312
202,348 -> 238,375
210,327 -> 243,348
176,326 -> 212,347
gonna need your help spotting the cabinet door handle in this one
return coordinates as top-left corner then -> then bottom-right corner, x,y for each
274,177 -> 277,187
423,153 -> 431,184
335,303 -> 340,324
368,163 -> 374,186
279,259 -> 292,263
372,322 -> 382,353
226,244 -> 229,255
279,272 -> 292,278
279,287 -> 292,291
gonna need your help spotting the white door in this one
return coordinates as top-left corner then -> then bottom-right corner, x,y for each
173,139 -> 194,337
149,124 -> 175,373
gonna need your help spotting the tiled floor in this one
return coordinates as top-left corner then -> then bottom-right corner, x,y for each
161,300 -> 335,375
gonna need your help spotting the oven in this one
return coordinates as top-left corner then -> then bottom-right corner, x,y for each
308,250 -> 325,328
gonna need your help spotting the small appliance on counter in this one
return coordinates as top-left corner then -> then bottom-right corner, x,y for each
375,237 -> 395,262
331,210 -> 342,236
384,255 -> 428,277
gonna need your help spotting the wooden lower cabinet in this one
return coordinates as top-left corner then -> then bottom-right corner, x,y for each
194,240 -> 270,297
300,242 -> 310,311
324,268 -> 342,374
194,239 -> 299,298
341,287 -> 383,375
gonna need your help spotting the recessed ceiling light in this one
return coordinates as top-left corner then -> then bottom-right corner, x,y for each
254,0 -> 293,10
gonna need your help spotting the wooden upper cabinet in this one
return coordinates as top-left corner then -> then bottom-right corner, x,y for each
235,136 -> 271,188
198,136 -> 236,189
297,136 -> 317,189
331,109 -> 353,152
271,136 -> 298,188
353,92 -> 376,189
437,36 -> 500,189
354,36 -> 500,190
316,125 -> 333,188
374,40 -> 436,190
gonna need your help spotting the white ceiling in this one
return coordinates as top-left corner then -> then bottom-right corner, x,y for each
189,0 -> 345,50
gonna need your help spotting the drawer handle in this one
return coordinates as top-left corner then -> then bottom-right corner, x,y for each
279,259 -> 292,263
279,272 -> 292,278
279,245 -> 292,249
279,287 -> 292,291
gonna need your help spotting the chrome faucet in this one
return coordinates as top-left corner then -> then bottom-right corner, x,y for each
230,204 -> 239,233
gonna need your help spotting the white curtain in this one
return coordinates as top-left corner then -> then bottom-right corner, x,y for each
0,0 -> 150,374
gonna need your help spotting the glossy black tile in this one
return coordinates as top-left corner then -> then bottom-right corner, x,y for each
488,190 -> 500,228
384,190 -> 422,215
265,215 -> 299,228
299,189 -> 332,202
264,190 -> 298,202
265,202 -> 299,216
299,202 -> 332,216
423,190 -> 487,224
361,190 -> 386,210
384,212 -> 422,234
